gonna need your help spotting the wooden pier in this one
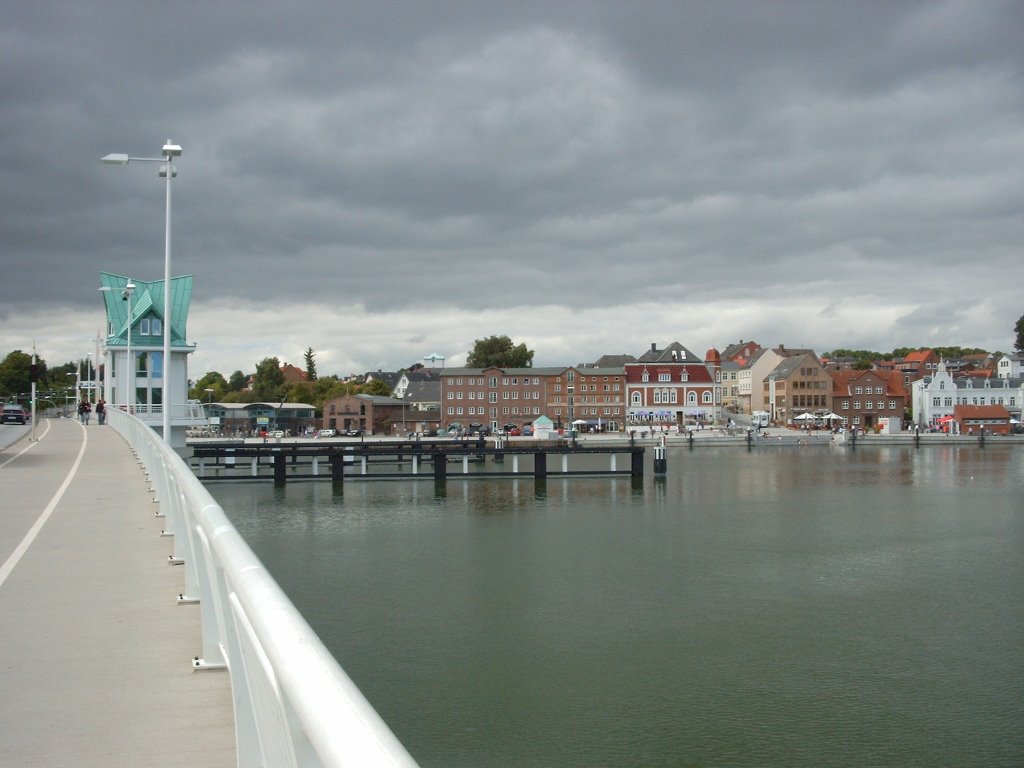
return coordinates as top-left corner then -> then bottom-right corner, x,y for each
190,438 -> 646,485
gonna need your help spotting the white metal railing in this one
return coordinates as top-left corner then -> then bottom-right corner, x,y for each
113,399 -> 208,423
108,406 -> 419,768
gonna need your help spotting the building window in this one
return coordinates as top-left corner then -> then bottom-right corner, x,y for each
631,392 -> 642,406
139,318 -> 150,335
447,406 -> 455,415
489,377 -> 498,388
489,392 -> 497,403
687,392 -> 697,405
703,391 -> 712,404
641,371 -> 649,383
659,373 -> 670,382
456,407 -> 463,415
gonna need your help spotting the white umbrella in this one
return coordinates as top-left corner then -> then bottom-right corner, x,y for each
823,413 -> 842,420
793,413 -> 815,421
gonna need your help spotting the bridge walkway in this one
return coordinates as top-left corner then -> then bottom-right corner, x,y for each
0,418 -> 235,767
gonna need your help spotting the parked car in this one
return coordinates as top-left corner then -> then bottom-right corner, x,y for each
319,429 -> 336,438
346,428 -> 365,437
1,404 -> 28,424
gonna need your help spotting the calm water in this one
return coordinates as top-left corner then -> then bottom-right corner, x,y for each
211,444 -> 1024,767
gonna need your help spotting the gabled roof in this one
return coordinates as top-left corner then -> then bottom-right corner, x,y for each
637,341 -> 701,363
624,362 -> 713,384
589,354 -> 637,369
100,271 -> 193,348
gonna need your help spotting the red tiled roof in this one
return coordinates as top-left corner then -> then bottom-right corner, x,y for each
623,363 -> 714,384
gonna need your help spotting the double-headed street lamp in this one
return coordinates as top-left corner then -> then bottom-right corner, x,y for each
102,140 -> 181,443
99,280 -> 136,410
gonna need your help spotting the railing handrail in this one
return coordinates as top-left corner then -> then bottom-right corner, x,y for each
108,406 -> 419,767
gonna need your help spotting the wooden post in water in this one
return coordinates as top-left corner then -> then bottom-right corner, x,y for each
535,451 -> 547,480
433,452 -> 446,482
273,452 -> 286,485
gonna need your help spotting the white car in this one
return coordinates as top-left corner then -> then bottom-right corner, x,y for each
319,429 -> 336,438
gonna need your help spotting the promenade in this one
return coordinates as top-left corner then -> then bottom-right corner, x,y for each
0,418 -> 234,767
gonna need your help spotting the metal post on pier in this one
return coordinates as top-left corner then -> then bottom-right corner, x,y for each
631,448 -> 644,478
654,442 -> 667,476
535,451 -> 547,480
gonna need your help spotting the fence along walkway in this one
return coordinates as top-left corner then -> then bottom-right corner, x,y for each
0,418 -> 235,767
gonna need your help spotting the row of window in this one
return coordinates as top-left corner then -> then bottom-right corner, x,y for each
448,406 -> 544,416
931,396 -> 1018,406
840,400 -> 898,410
630,391 -> 713,405
447,391 -> 542,401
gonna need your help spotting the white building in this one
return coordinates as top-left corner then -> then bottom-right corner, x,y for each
912,361 -> 1024,427
98,272 -> 204,448
996,352 -> 1024,380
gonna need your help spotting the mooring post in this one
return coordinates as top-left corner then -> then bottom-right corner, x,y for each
654,442 -> 667,476
979,427 -> 986,446
433,452 -> 446,482
535,451 -> 548,480
273,452 -> 286,485
494,437 -> 504,463
631,448 -> 644,478
330,452 -> 345,487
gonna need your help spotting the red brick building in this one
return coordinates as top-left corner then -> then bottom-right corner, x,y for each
952,404 -> 1011,435
830,368 -> 908,430
625,343 -> 721,427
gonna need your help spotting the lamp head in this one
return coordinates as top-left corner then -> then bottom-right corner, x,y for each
101,153 -> 130,165
162,141 -> 182,157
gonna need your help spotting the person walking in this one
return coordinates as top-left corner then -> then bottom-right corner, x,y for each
95,399 -> 106,425
78,398 -> 92,425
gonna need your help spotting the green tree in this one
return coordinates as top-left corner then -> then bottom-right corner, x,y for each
0,350 -> 34,398
466,335 -> 535,368
189,371 -> 228,402
303,347 -> 318,381
1015,313 -> 1024,352
252,357 -> 285,400
360,378 -> 393,397
227,370 -> 248,392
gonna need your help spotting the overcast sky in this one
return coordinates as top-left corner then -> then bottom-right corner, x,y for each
3,0 -> 1022,379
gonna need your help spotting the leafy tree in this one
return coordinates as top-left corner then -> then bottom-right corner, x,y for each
466,335 -> 535,368
252,357 -> 285,400
303,347 -> 318,381
360,378 -> 393,397
189,371 -> 228,402
227,370 -> 248,392
1015,313 -> 1024,353
0,350 -> 34,398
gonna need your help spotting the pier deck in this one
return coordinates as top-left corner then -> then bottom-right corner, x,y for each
0,419 -> 234,767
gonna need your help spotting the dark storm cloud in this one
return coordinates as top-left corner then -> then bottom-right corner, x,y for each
2,1 -> 1022,372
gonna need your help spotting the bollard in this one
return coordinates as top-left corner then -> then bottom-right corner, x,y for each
653,444 -> 667,476
273,452 -> 286,485
631,448 -> 644,478
535,451 -> 548,480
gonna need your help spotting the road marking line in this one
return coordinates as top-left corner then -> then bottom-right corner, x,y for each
0,418 -> 52,469
0,422 -> 87,590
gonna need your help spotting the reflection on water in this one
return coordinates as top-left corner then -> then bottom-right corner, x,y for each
212,445 -> 1024,768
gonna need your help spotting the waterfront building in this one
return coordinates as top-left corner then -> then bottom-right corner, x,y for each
205,402 -> 316,435
763,352 -> 830,424
438,366 -> 626,432
624,342 -> 721,428
829,368 -> 908,430
98,271 -> 204,447
911,361 -> 1024,427
321,393 -> 413,435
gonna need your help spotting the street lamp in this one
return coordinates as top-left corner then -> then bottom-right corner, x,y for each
99,281 -> 135,410
102,140 -> 181,442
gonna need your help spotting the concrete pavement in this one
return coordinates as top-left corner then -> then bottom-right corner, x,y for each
0,418 -> 235,767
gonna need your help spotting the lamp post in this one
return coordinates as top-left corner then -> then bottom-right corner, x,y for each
102,140 -> 181,442
99,281 -> 135,410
